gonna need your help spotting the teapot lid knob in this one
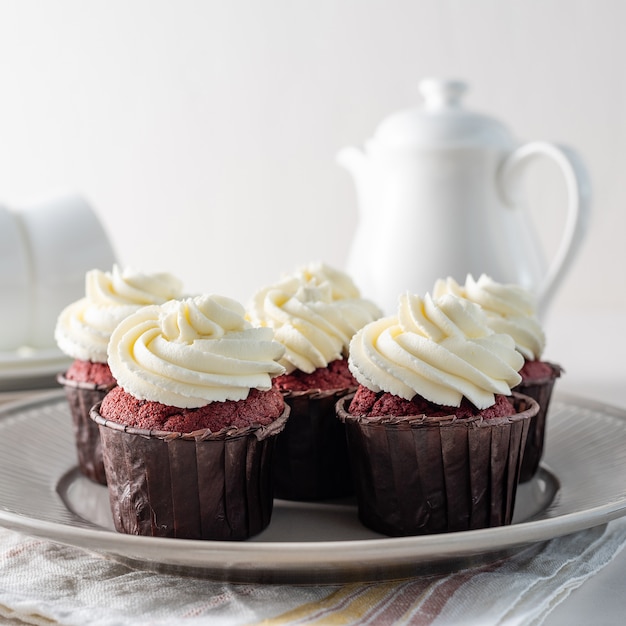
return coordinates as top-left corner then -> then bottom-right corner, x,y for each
419,79 -> 468,110
371,78 -> 513,149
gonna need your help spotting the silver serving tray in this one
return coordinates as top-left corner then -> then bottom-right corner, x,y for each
0,390 -> 625,583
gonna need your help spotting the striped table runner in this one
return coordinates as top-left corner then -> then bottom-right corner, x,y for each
1,518 -> 626,626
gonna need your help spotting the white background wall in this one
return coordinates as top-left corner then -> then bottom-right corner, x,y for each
1,0 -> 624,321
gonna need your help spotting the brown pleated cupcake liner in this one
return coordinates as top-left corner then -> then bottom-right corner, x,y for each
91,401 -> 290,541
515,362 -> 562,483
57,372 -> 116,485
336,392 -> 538,537
274,387 -> 356,501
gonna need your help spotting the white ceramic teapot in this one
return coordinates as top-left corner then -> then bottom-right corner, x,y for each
338,78 -> 591,317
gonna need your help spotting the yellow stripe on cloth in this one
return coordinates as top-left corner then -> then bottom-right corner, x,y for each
256,582 -> 400,625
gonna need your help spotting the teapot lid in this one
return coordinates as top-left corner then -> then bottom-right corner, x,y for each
372,79 -> 514,149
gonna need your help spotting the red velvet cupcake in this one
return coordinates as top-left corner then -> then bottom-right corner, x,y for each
247,262 -> 381,501
434,274 -> 561,481
54,265 -> 183,483
338,293 -> 537,537
56,361 -> 116,484
91,294 -> 288,541
515,359 -> 562,481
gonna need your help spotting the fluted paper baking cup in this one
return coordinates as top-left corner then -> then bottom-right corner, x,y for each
57,373 -> 115,485
515,362 -> 562,482
336,392 -> 538,537
91,402 -> 290,541
274,387 -> 355,501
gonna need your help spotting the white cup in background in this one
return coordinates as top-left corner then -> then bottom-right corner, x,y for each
14,195 -> 117,349
0,205 -> 32,351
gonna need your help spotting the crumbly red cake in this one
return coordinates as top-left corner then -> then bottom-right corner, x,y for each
100,386 -> 285,433
518,359 -> 557,382
65,359 -> 116,387
272,358 -> 357,392
348,385 -> 516,419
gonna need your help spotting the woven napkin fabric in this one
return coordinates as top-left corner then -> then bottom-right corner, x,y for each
1,519 -> 626,626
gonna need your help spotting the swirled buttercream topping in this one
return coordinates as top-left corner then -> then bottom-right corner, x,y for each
247,262 -> 382,374
348,292 -> 523,409
433,274 -> 545,360
108,295 -> 286,408
55,265 -> 184,363
291,262 -> 362,300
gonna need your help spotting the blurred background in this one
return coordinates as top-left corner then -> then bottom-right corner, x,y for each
0,0 -> 623,321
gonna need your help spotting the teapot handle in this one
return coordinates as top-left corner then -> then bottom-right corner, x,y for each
497,141 -> 591,317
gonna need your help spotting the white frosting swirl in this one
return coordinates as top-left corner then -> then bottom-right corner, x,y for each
55,265 -> 184,363
348,293 -> 523,409
108,295 -> 286,408
433,274 -> 545,360
247,262 -> 382,374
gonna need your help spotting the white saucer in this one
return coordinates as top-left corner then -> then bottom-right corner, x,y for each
0,347 -> 71,390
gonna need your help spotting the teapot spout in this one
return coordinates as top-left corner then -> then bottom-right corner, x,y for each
336,146 -> 373,207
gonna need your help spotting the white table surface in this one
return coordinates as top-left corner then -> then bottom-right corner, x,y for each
0,310 -> 624,625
